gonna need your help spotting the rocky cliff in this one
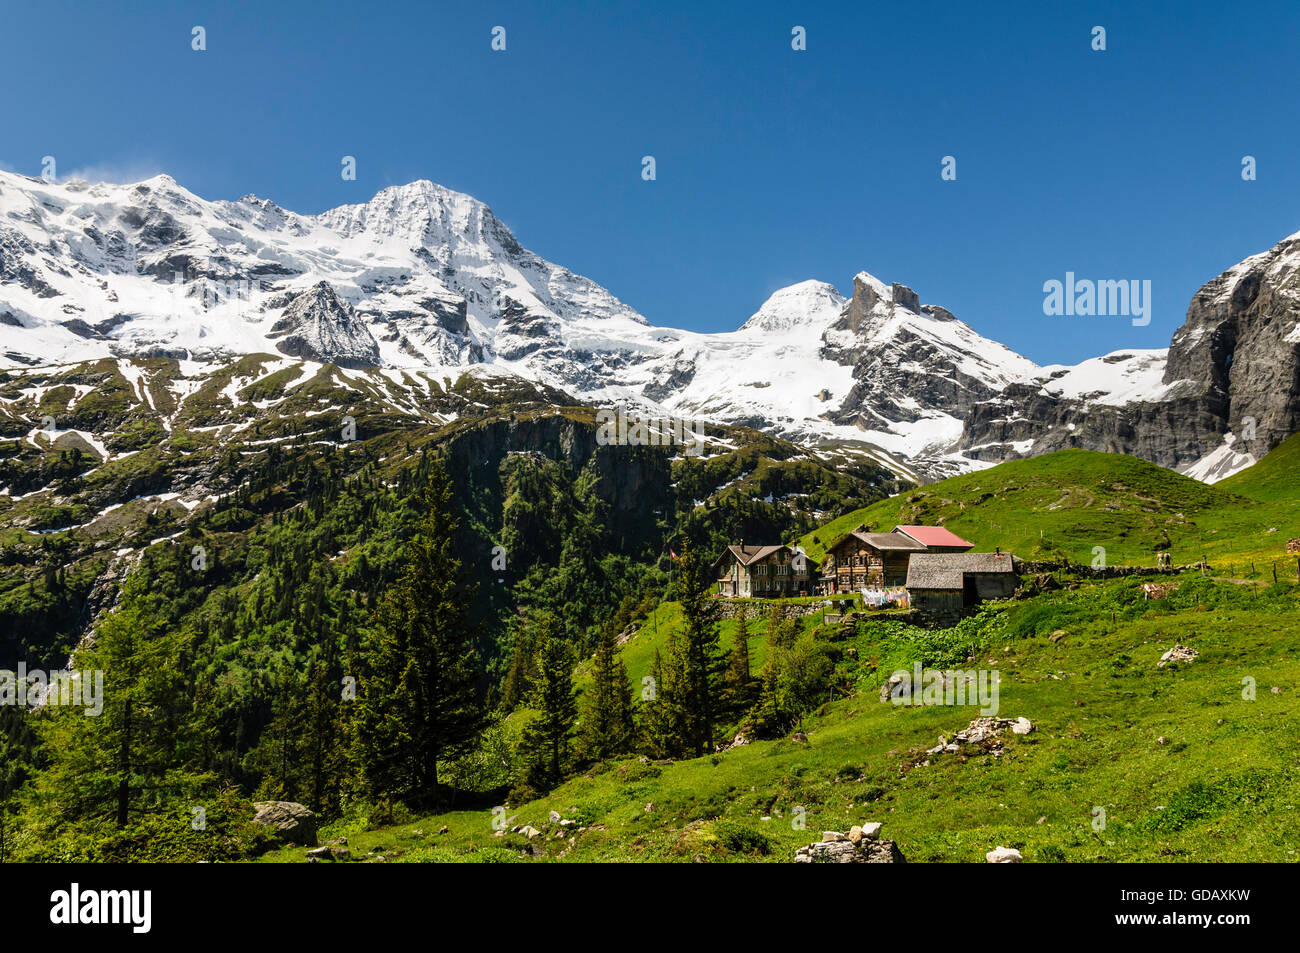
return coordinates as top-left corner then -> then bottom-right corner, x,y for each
960,229 -> 1300,480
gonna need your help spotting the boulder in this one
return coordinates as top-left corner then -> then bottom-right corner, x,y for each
1033,573 -> 1061,593
252,801 -> 318,847
880,672 -> 908,703
718,732 -> 750,752
986,846 -> 1023,863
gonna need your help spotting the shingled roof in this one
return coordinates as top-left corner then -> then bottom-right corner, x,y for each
719,544 -> 786,565
713,544 -> 814,568
905,553 -> 1019,590
827,529 -> 925,553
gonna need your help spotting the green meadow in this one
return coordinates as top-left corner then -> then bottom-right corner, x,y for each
262,571 -> 1300,863
799,446 -> 1300,576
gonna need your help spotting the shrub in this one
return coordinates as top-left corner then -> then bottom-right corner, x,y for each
714,820 -> 773,856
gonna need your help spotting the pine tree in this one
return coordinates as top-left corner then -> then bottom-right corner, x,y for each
674,540 -> 726,756
0,707 -> 37,862
751,651 -> 791,738
580,625 -> 636,761
500,627 -> 536,712
725,600 -> 755,709
302,642 -> 350,816
357,461 -> 485,806
611,654 -> 636,751
28,574 -> 199,829
638,646 -> 685,759
251,672 -> 308,803
766,602 -> 798,650
519,616 -> 578,790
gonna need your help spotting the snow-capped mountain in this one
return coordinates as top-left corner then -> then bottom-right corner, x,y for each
0,170 -> 1051,478
817,273 -> 1041,473
3,168 -> 1297,484
0,172 -> 649,370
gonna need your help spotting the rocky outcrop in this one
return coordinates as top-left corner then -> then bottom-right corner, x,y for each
962,230 -> 1300,478
902,717 -> 1035,767
493,298 -> 562,361
1164,240 -> 1300,452
72,552 -> 141,653
440,413 -> 674,560
795,823 -> 905,863
1157,645 -> 1198,668
926,717 -> 1033,759
269,282 -> 381,368
252,801 -> 318,846
823,275 -> 1037,431
960,376 -> 1223,472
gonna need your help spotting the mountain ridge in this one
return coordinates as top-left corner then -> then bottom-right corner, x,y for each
4,169 -> 1299,483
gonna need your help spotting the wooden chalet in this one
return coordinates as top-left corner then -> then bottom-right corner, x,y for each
819,529 -> 923,592
818,525 -> 975,594
713,544 -> 817,598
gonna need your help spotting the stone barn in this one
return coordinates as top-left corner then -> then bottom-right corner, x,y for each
906,552 -> 1020,624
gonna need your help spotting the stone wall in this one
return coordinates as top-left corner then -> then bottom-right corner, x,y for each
1018,561 -> 1196,579
713,598 -> 850,620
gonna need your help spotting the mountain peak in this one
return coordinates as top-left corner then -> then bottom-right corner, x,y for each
373,178 -> 473,205
852,270 -> 893,303
739,280 -> 846,333
315,178 -> 503,247
268,281 -> 380,369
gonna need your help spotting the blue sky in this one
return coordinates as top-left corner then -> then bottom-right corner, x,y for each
3,0 -> 1299,364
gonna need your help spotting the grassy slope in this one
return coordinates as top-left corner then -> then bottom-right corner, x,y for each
798,448 -> 1300,572
260,574 -> 1300,863
253,447 -> 1300,864
1218,432 -> 1300,503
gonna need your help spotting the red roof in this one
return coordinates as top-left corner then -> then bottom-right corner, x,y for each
892,525 -> 974,549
